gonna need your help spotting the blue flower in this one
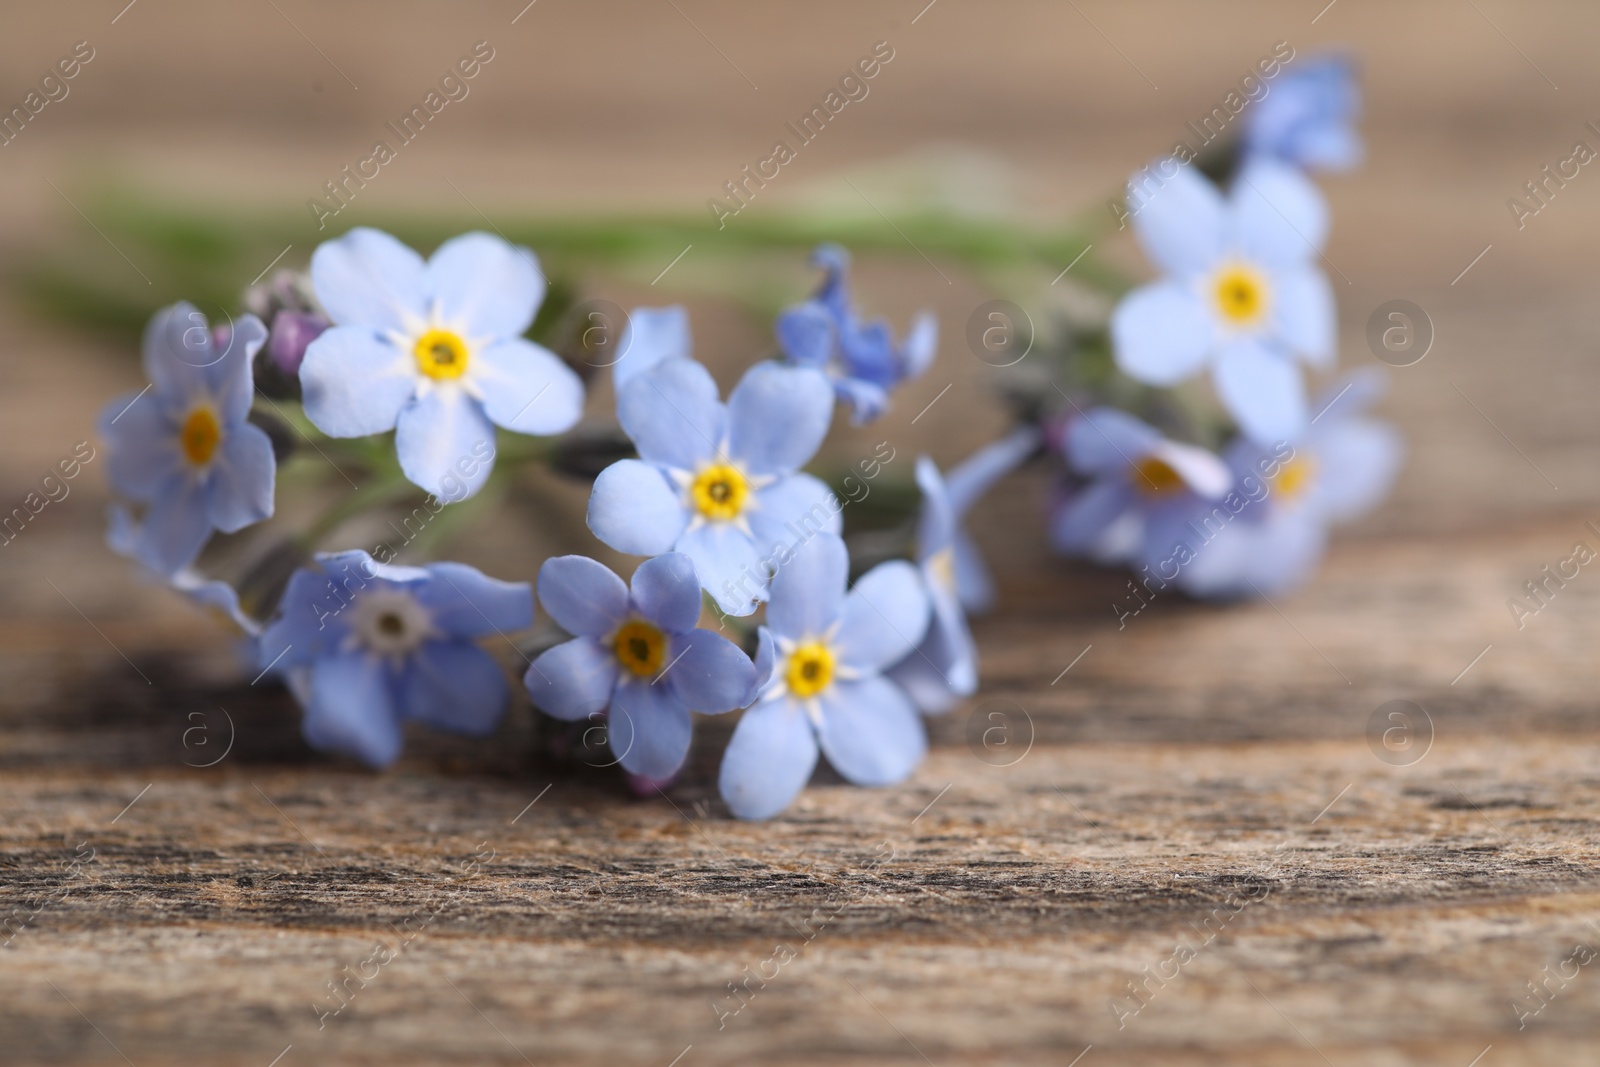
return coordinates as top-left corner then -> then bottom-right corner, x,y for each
299,228 -> 585,499
1176,371 -> 1402,598
108,501 -> 261,638
98,303 -> 276,576
1050,407 -> 1232,568
524,552 -> 758,780
775,244 -> 938,424
1244,55 -> 1362,173
257,550 -> 532,767
718,533 -> 931,820
586,357 -> 839,616
887,429 -> 1039,714
1111,159 -> 1335,444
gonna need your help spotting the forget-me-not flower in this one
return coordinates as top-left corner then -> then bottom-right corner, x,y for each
257,550 -> 532,767
98,303 -> 275,575
1177,370 -> 1402,598
775,244 -> 937,424
107,501 -> 262,637
719,533 -> 931,821
586,357 -> 838,616
1244,55 -> 1362,173
299,228 -> 584,499
888,429 -> 1039,714
1111,159 -> 1335,445
524,552 -> 758,781
1050,407 -> 1232,568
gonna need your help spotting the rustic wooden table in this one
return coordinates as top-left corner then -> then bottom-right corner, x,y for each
5,1 -> 1600,1063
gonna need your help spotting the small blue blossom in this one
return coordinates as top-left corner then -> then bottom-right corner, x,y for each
1050,407 -> 1232,568
299,228 -> 585,499
775,244 -> 938,424
98,303 -> 276,575
524,552 -> 758,781
257,550 -> 532,767
887,429 -> 1039,714
586,356 -> 839,616
1244,55 -> 1362,173
719,533 -> 931,821
108,501 -> 261,639
1176,371 -> 1402,598
1111,159 -> 1335,444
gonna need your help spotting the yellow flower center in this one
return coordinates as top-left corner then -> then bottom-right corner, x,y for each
690,462 -> 751,522
413,328 -> 469,380
785,641 -> 835,699
1211,264 -> 1270,327
180,406 -> 222,466
1131,456 -> 1186,497
612,618 -> 667,678
1271,457 -> 1316,500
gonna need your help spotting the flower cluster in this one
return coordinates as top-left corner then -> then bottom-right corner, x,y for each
1051,53 -> 1398,602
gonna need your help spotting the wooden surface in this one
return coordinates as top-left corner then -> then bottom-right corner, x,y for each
7,1 -> 1600,1063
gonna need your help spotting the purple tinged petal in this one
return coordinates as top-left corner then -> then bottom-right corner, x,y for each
944,425 -> 1039,516
663,629 -> 756,714
719,699 -> 819,820
524,637 -> 618,721
266,310 -> 328,377
203,421 -> 276,532
537,555 -> 628,638
137,476 -> 213,576
774,302 -> 834,367
1065,408 -> 1161,476
302,652 -> 404,768
99,389 -> 182,502
629,552 -> 702,634
1144,439 -> 1233,499
817,676 -> 926,787
1050,479 -> 1135,556
900,311 -> 938,380
610,679 -> 694,780
586,459 -> 687,556
414,561 -> 533,638
400,640 -> 508,736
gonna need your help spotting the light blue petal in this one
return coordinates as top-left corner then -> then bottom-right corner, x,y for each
630,552 -> 702,634
204,421 -> 276,533
945,426 -> 1039,516
774,302 -> 834,367
415,561 -> 533,638
1111,282 -> 1214,386
426,232 -> 544,340
616,306 -> 691,391
524,637 -> 618,721
1270,266 -> 1336,368
923,584 -> 978,697
617,358 -> 723,471
765,531 -> 847,641
913,456 -> 955,561
1241,510 -> 1328,597
1172,516 -> 1259,599
1305,419 -> 1403,524
258,551 -> 376,665
141,303 -> 219,407
834,377 -> 891,425
400,640 -> 508,736
1213,339 -> 1308,446
1127,159 -> 1226,279
887,648 -> 961,716
172,572 -> 260,637
952,530 -> 995,616
835,560 -> 930,674
99,389 -> 182,502
900,311 -> 938,380
1311,368 -> 1385,423
663,629 -> 756,714
210,314 -> 269,424
718,699 -> 819,820
676,522 -> 766,617
1051,479 -> 1135,555
587,459 -> 687,556
537,555 -> 628,638
106,503 -> 139,558
1233,159 -> 1328,269
137,476 -> 213,575
750,627 -> 776,704
311,227 -> 428,333
473,337 -> 585,436
303,652 -> 404,767
394,389 -> 497,499
1065,408 -> 1160,476
727,361 -> 835,476
747,473 -> 842,561
817,676 -> 926,787
610,678 -> 693,780
299,326 -> 416,437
